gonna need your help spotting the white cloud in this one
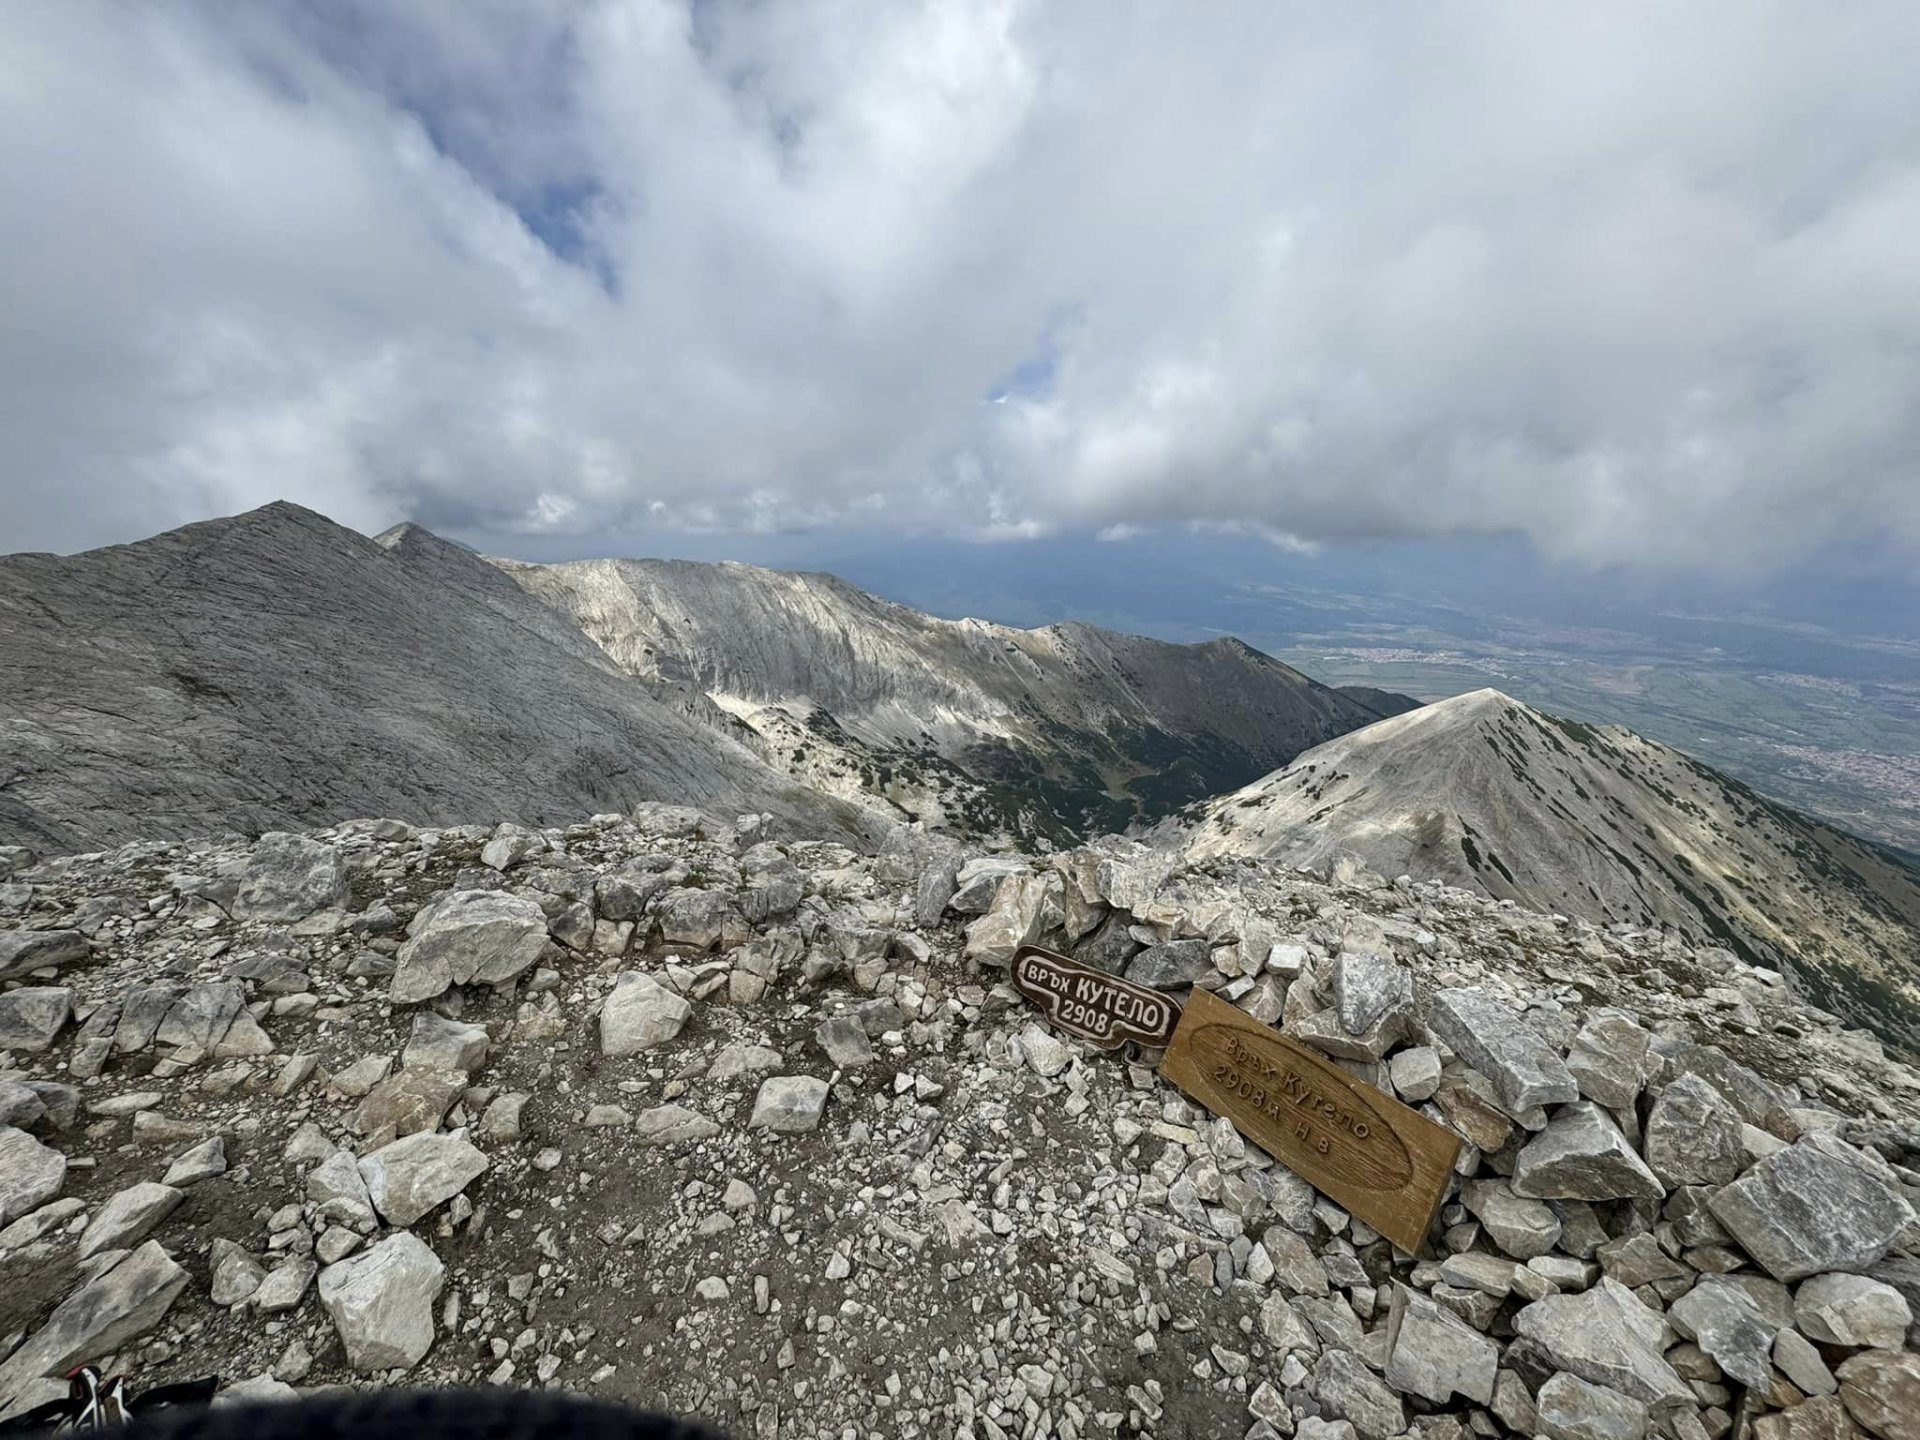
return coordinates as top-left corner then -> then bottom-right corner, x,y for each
2,0 -> 1918,572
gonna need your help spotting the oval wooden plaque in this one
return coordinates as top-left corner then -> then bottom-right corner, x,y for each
1160,988 -> 1460,1254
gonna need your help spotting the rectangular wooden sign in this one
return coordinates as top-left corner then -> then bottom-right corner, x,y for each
1012,944 -> 1181,1050
1160,988 -> 1460,1254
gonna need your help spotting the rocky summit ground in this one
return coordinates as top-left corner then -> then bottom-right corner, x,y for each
0,810 -> 1918,1440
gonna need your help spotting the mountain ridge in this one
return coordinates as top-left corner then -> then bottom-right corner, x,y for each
1175,687 -> 1920,1050
494,552 -> 1402,843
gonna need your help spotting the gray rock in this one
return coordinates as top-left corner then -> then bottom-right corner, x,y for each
1644,1073 -> 1746,1186
633,1104 -> 720,1145
1388,1046 -> 1442,1103
1794,1272 -> 1913,1350
0,1126 -> 65,1226
1428,988 -> 1578,1112
813,1015 -> 874,1069
1383,1284 -> 1497,1405
209,1238 -> 266,1306
547,900 -> 595,950
479,823 -> 543,872
308,1149 -> 375,1222
653,888 -> 737,950
1071,911 -> 1142,974
479,1092 -> 528,1142
1772,1327 -> 1838,1397
1709,1140 -> 1915,1282
1333,950 -> 1412,1036
77,1183 -> 185,1259
232,833 -> 349,922
0,1241 -> 188,1406
0,929 -> 87,981
1836,1351 -> 1920,1440
317,1232 -> 445,1373
254,1259 -> 317,1314
1535,1372 -> 1649,1440
355,1068 -> 464,1139
964,873 -> 1060,965
357,1131 -> 487,1226
600,972 -> 692,1056
1310,1349 -> 1405,1440
1461,1179 -> 1562,1259
1668,1275 -> 1776,1389
1020,1024 -> 1072,1078
750,1076 -> 830,1133
706,1043 -> 782,1082
0,1079 -> 45,1131
914,849 -> 962,929
1511,1102 -> 1664,1200
0,987 -> 73,1052
1125,939 -> 1213,989
1565,1011 -> 1655,1109
155,981 -> 245,1052
112,985 -> 180,1054
400,1012 -> 490,1076
595,861 -> 673,922
392,890 -> 549,1004
1512,1280 -> 1691,1405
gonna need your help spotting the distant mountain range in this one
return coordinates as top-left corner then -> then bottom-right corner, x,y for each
1175,688 -> 1920,1050
494,553 -> 1410,844
3,502 -> 1914,1049
0,504 -> 1403,852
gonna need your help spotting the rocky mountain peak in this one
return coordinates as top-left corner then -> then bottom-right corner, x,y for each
0,811 -> 1914,1436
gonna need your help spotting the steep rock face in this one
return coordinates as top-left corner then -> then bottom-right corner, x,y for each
0,505 -> 873,852
1178,689 -> 1920,1050
496,555 -> 1388,842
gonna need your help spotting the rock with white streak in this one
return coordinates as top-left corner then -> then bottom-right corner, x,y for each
317,1233 -> 445,1373
1836,1351 -> 1920,1440
1333,950 -> 1412,1036
1709,1141 -> 1915,1282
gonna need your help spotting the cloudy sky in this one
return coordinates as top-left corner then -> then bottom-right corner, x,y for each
5,0 -> 1920,578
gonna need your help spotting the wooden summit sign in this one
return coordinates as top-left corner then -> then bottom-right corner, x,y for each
1161,989 -> 1460,1254
1012,945 -> 1181,1050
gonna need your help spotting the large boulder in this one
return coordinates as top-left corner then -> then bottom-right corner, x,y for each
1428,988 -> 1578,1112
232,833 -> 349,922
1511,1103 -> 1664,1200
400,1012 -> 490,1076
963,873 -> 1061,966
1643,1073 -> 1746,1186
1382,1285 -> 1497,1406
391,890 -> 549,1004
76,1182 -> 185,1259
0,987 -> 73,1052
0,929 -> 88,981
1512,1280 -> 1692,1406
317,1233 -> 445,1373
600,973 -> 692,1056
0,1125 -> 66,1226
357,1131 -> 487,1226
0,1242 -> 187,1407
1709,1141 -> 1915,1282
749,1076 -> 829,1133
1837,1351 -> 1920,1440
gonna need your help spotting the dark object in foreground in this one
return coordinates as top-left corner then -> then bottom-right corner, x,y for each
8,1389 -> 728,1440
0,1367 -> 218,1434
